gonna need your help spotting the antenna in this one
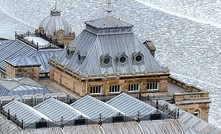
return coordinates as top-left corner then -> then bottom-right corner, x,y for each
106,0 -> 112,16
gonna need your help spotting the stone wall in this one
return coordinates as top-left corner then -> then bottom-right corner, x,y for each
50,65 -> 169,97
6,63 -> 40,80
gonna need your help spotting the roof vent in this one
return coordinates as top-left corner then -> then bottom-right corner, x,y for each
132,52 -> 144,65
66,47 -> 76,58
100,53 -> 112,68
117,52 -> 128,66
78,52 -> 87,64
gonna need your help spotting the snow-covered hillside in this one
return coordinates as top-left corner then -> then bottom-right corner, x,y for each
0,0 -> 221,128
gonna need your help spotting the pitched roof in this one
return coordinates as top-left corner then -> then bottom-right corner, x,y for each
70,95 -> 124,120
107,93 -> 157,118
159,100 -> 221,133
3,100 -> 53,127
0,78 -> 50,96
85,16 -> 133,29
5,56 -> 40,67
34,98 -> 88,124
0,40 -> 61,73
55,28 -> 164,77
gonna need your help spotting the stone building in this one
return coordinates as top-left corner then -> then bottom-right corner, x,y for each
49,15 -> 211,121
35,6 -> 75,47
5,56 -> 41,80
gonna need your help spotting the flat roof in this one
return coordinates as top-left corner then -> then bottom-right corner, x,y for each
167,83 -> 187,95
24,36 -> 49,46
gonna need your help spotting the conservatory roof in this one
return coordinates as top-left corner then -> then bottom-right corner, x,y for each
34,98 -> 89,124
3,100 -> 52,127
107,93 -> 157,118
70,95 -> 124,120
0,78 -> 50,96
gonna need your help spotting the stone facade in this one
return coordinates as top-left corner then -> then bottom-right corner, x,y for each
49,63 -> 169,97
35,28 -> 75,47
6,63 -> 40,80
171,77 -> 210,121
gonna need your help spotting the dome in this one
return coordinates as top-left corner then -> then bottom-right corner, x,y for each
39,9 -> 72,36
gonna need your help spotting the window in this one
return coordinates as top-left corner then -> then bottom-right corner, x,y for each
132,52 -> 144,65
117,53 -> 128,66
100,53 -> 112,68
90,86 -> 102,94
194,110 -> 200,117
128,84 -> 140,92
147,82 -> 159,90
109,85 -> 120,93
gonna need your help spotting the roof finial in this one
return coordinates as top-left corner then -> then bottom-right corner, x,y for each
106,0 -> 112,16
55,1 -> 57,10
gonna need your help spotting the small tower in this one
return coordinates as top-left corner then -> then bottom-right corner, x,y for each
35,2 -> 75,47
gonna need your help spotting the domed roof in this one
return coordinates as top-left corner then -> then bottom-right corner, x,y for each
39,8 -> 72,36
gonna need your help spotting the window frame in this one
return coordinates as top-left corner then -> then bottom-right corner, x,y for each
147,82 -> 159,91
128,84 -> 140,92
109,85 -> 121,93
90,86 -> 102,94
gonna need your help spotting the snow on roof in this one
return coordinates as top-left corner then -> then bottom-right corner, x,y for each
24,36 -> 49,46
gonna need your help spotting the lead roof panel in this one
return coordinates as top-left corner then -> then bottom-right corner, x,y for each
107,93 -> 156,117
3,100 -> 52,127
34,98 -> 88,124
84,16 -> 133,29
55,28 -> 163,76
70,95 -> 123,120
5,56 -> 40,67
0,40 -> 61,73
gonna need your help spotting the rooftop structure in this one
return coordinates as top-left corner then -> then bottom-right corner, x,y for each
0,93 -> 219,133
0,40 -> 62,78
49,13 -> 210,123
2,100 -> 53,128
70,95 -> 126,123
34,4 -> 75,47
0,78 -> 51,101
107,93 -> 157,118
34,98 -> 89,125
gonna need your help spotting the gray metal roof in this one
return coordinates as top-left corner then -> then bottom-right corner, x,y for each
5,56 -> 40,67
3,100 -> 52,127
0,40 -> 61,73
34,98 -> 88,124
70,95 -> 124,121
54,23 -> 164,77
39,9 -> 72,36
85,16 -> 133,29
107,93 -> 157,118
0,84 -> 9,96
0,78 -> 50,96
101,122 -> 143,134
140,119 -> 200,134
8,85 -> 50,96
159,100 -> 221,134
